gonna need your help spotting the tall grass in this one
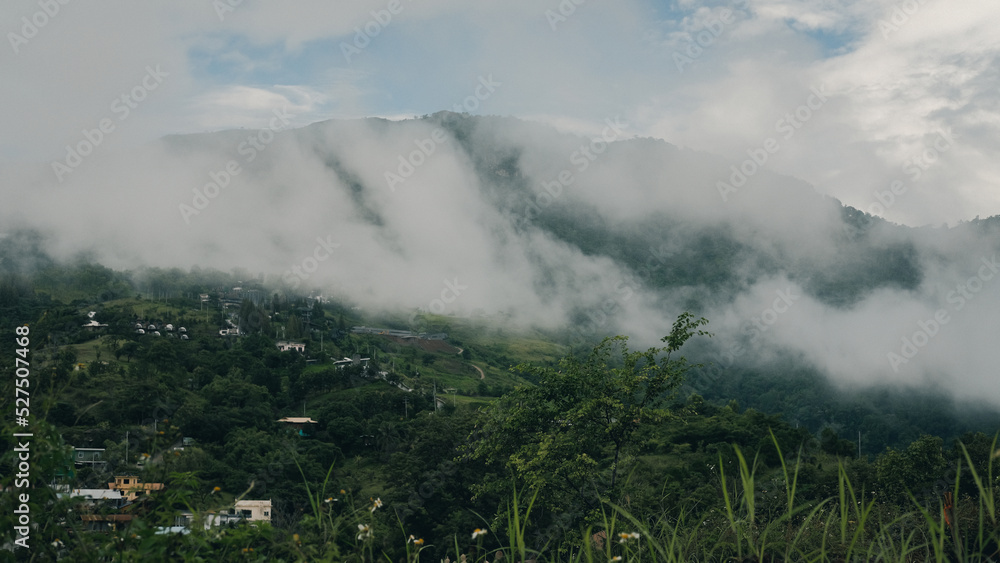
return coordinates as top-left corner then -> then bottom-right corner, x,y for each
15,428 -> 999,562
527,431 -> 999,563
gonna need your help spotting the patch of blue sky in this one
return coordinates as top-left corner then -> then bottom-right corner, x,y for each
793,24 -> 861,57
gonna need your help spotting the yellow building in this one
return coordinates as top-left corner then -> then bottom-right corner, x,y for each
107,475 -> 164,502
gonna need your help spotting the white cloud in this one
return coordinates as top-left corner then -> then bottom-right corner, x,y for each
4,0 -> 1000,408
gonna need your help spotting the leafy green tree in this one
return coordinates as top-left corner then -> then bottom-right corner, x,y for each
116,340 -> 140,363
820,427 -> 856,457
287,314 -> 303,339
143,339 -> 178,368
876,434 -> 948,502
0,273 -> 32,307
467,312 -> 709,515
376,420 -> 401,459
239,298 -> 271,335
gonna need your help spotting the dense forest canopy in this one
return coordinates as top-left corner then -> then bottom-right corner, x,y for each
0,256 -> 998,560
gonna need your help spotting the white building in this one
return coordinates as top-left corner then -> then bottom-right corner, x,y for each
277,341 -> 306,353
174,499 -> 271,529
234,499 -> 272,522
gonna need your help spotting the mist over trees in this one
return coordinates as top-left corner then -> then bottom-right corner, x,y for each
1,264 -> 997,560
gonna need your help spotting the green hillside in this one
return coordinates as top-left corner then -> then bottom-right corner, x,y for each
0,257 -> 998,561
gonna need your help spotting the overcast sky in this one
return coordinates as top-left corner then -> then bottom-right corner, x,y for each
4,1 -> 1000,408
3,0 -> 999,227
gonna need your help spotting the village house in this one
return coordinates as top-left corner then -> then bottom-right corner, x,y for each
276,340 -> 306,353
55,487 -> 132,532
73,447 -> 107,469
107,475 -> 165,502
56,488 -> 125,509
173,499 -> 272,530
82,319 -> 109,332
276,417 -> 318,436
233,499 -> 272,522
332,354 -> 370,368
